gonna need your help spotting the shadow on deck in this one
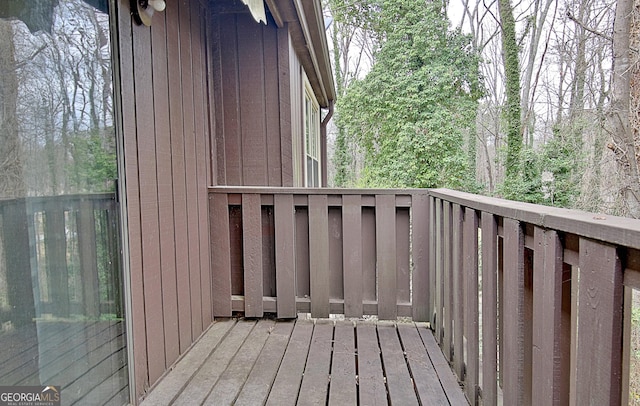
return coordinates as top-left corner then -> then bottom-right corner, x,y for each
141,318 -> 467,405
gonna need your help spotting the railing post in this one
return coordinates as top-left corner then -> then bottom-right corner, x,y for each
274,194 -> 296,318
463,207 -> 479,405
452,204 -> 464,378
211,193 -> 232,317
343,194 -> 363,318
532,227 -> 564,405
309,194 -> 329,318
503,218 -> 525,405
575,239 -> 623,405
411,193 -> 430,322
481,212 -> 498,405
376,194 -> 397,320
243,194 -> 263,317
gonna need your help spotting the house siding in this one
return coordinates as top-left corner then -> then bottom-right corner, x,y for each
210,10 -> 293,187
115,0 -> 212,401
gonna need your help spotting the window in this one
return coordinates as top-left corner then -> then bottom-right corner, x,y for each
304,82 -> 321,187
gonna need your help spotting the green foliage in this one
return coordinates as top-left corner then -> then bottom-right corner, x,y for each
69,128 -> 117,193
335,0 -> 481,189
499,146 -> 543,203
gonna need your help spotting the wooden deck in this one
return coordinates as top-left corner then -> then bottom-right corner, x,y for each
141,318 -> 468,406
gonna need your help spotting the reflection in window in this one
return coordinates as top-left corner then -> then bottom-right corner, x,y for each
304,83 -> 320,187
0,1 -> 128,404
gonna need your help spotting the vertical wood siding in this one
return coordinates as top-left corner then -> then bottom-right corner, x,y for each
116,0 -> 212,401
210,12 -> 293,187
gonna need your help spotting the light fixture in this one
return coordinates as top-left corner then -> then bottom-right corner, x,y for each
131,0 -> 166,26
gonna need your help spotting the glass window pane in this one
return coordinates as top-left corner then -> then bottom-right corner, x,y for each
0,1 -> 128,404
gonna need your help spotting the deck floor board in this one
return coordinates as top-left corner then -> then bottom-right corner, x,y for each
142,318 -> 467,406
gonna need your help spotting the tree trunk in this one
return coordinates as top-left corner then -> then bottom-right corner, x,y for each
606,0 -> 640,217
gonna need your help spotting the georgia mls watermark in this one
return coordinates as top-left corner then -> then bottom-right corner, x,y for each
0,386 -> 60,406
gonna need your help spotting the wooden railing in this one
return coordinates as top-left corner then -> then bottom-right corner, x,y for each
209,186 -> 639,405
430,188 -> 639,406
209,187 -> 431,320
0,193 -> 121,322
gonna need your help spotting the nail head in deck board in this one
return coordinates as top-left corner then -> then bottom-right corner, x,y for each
376,194 -> 398,320
397,324 -> 450,405
266,320 -> 314,406
203,320 -> 276,405
140,320 -> 236,406
576,239 -> 623,405
275,194 -> 297,318
309,195 -> 330,318
234,321 -> 295,406
343,194 -> 364,318
243,194 -> 264,317
463,207 -> 479,405
355,323 -> 388,406
211,194 -> 233,317
328,322 -> 357,405
412,193 -> 430,322
377,324 -> 419,405
418,327 -> 469,406
173,320 -> 256,406
532,228 -> 564,406
297,321 -> 335,406
481,211 -> 498,406
502,218 -> 525,406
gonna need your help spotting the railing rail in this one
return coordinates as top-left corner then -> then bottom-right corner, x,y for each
0,193 -> 121,323
209,186 -> 639,405
429,188 -> 639,405
208,186 -> 431,320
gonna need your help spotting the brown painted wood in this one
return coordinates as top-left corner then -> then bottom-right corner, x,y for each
266,320 -> 313,406
219,15 -> 242,185
234,321 -> 295,405
328,322 -> 357,405
502,218 -> 525,405
178,0 -> 203,341
532,227 -> 563,406
575,239 -> 623,405
173,320 -> 256,406
140,320 -> 236,405
261,207 -> 276,298
378,324 -> 419,405
481,211 -> 498,405
191,3 -> 212,329
309,195 -> 330,317
362,207 -> 377,304
295,207 -> 310,298
243,194 -> 264,317
329,207 -> 344,300
377,194 -> 397,320
435,199 -> 443,342
297,321 -> 334,406
397,207 -> 411,304
131,13 -> 165,383
274,194 -> 296,317
356,323 -> 388,405
151,9 -> 180,368
238,14 -> 268,186
263,24 -> 283,186
452,204 -> 464,379
203,320 -> 275,405
442,202 -> 453,361
397,324 -> 449,405
165,0 -> 192,355
277,27 -> 293,186
412,193 -> 430,321
211,194 -> 232,317
342,195 -> 363,317
463,207 -> 479,405
418,326 -> 469,405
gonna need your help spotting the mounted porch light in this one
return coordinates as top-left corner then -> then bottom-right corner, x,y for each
131,0 -> 166,26
241,0 -> 267,24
